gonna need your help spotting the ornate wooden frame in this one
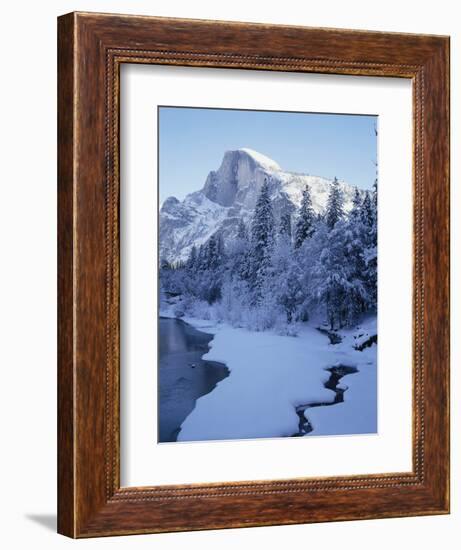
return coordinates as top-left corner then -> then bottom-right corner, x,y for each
57,12 -> 450,537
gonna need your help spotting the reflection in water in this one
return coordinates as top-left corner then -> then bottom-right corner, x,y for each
158,317 -> 229,442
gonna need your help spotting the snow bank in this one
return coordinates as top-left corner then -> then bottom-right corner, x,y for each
176,316 -> 377,442
304,318 -> 377,436
303,364 -> 376,436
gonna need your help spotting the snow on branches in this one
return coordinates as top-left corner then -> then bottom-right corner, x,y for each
161,177 -> 377,332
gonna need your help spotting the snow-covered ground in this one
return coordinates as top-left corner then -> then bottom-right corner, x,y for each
160,308 -> 377,442
304,321 -> 377,436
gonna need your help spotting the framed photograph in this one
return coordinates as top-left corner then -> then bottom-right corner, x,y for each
58,12 -> 450,537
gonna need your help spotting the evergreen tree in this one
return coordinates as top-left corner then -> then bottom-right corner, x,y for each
250,180 -> 275,301
196,244 -> 206,271
372,179 -> 378,211
350,187 -> 362,221
325,177 -> 344,229
360,191 -> 374,227
363,181 -> 378,308
159,171 -> 379,331
272,211 -> 294,320
370,180 -> 378,247
370,180 -> 378,246
231,219 -> 251,280
278,263 -> 303,323
205,235 -> 219,270
294,185 -> 315,248
251,180 -> 274,266
314,222 -> 362,329
193,235 -> 223,304
344,220 -> 369,319
187,245 -> 197,271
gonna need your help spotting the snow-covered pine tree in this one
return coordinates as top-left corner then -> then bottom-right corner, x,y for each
202,237 -> 214,270
372,178 -> 378,209
251,180 -> 274,266
370,180 -> 378,248
194,234 -> 223,304
325,177 -> 344,229
159,169 -> 378,331
274,211 -> 293,266
250,179 -> 275,301
228,219 -> 251,280
278,262 -> 303,323
294,184 -> 315,248
363,181 -> 378,308
195,244 -> 206,272
370,179 -> 378,246
314,223 -> 354,329
360,191 -> 374,227
271,211 -> 294,318
343,216 -> 369,320
350,187 -> 362,221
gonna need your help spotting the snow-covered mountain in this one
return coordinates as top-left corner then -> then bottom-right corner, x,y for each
160,148 -> 360,263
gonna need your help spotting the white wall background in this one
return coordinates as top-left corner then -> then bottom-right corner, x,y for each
0,1 -> 457,548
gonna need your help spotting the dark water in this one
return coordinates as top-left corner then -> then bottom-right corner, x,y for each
158,317 -> 229,442
293,365 -> 359,436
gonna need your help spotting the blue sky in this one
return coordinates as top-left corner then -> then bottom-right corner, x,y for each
159,106 -> 377,202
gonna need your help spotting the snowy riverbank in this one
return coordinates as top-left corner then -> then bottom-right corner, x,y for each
160,308 -> 377,441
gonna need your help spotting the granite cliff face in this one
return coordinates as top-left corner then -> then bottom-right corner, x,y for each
160,148 -> 359,263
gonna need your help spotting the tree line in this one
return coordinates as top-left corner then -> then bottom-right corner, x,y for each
160,177 -> 377,333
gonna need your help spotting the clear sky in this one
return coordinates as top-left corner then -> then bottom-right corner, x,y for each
159,106 -> 377,202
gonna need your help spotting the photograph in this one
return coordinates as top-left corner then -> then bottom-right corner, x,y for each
158,106 -> 378,443
0,0 -> 453,544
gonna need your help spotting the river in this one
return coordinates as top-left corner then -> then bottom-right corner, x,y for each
158,317 -> 229,442
158,317 -> 364,442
